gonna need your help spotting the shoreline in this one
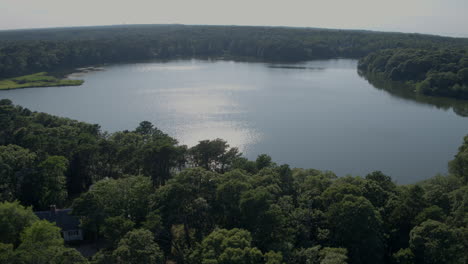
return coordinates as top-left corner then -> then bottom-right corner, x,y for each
0,72 -> 84,90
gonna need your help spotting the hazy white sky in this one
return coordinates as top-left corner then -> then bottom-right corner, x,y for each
1,0 -> 467,37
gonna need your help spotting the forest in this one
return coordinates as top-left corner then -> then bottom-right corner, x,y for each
358,48 -> 468,99
0,99 -> 466,264
1,24 -> 468,80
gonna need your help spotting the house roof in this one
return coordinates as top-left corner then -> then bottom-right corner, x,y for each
35,209 -> 80,231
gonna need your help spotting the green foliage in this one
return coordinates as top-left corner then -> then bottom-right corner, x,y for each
136,121 -> 186,186
0,102 -> 102,197
419,174 -> 461,213
447,185 -> 468,227
413,205 -> 446,225
291,246 -> 321,264
449,135 -> 468,182
51,248 -> 89,264
18,219 -> 63,248
216,170 -> 252,227
0,219 -> 88,264
326,195 -> 383,264
0,72 -> 83,90
383,185 -> 429,253
90,250 -> 115,264
319,247 -> 348,264
142,211 -> 164,237
320,179 -> 364,207
189,139 -> 241,173
0,144 -> 37,202
15,220 -> 70,264
72,176 -> 152,235
112,229 -> 164,264
38,155 -> 68,208
0,201 -> 38,245
264,251 -> 283,264
192,228 -> 264,264
409,220 -> 465,264
0,100 -> 187,199
291,246 -> 347,264
256,154 -> 275,170
0,243 -> 14,263
230,157 -> 257,173
365,171 -> 396,193
359,48 -> 468,99
154,168 -> 219,244
293,169 -> 335,206
102,216 -> 135,247
239,186 -> 288,250
392,248 -> 414,264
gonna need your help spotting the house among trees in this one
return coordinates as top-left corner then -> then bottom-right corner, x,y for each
35,205 -> 83,242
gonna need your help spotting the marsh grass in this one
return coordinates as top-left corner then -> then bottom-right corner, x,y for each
0,72 -> 83,90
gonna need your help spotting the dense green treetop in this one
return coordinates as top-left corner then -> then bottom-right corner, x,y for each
112,229 -> 164,264
0,201 -> 38,246
358,48 -> 468,99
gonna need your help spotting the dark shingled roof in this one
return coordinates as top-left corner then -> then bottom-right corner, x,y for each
35,209 -> 80,231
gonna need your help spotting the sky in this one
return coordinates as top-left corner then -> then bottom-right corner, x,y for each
1,0 -> 468,37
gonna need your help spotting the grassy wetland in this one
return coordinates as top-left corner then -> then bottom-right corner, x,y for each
0,72 -> 83,90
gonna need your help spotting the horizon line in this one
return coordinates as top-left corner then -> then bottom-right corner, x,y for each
0,23 -> 466,40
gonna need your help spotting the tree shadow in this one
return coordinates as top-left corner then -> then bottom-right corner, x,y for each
359,72 -> 468,118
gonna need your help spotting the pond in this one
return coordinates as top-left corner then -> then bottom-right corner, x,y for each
1,59 -> 468,183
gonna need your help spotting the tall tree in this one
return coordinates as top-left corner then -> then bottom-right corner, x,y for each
38,155 -> 68,209
0,144 -> 36,202
113,229 -> 164,264
0,201 -> 38,246
189,139 -> 241,173
191,228 -> 264,264
326,195 -> 384,264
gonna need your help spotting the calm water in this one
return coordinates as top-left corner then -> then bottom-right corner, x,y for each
1,59 -> 468,183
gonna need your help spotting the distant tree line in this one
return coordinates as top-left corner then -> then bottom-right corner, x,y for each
0,100 -> 466,264
358,48 -> 468,99
1,24 -> 467,79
